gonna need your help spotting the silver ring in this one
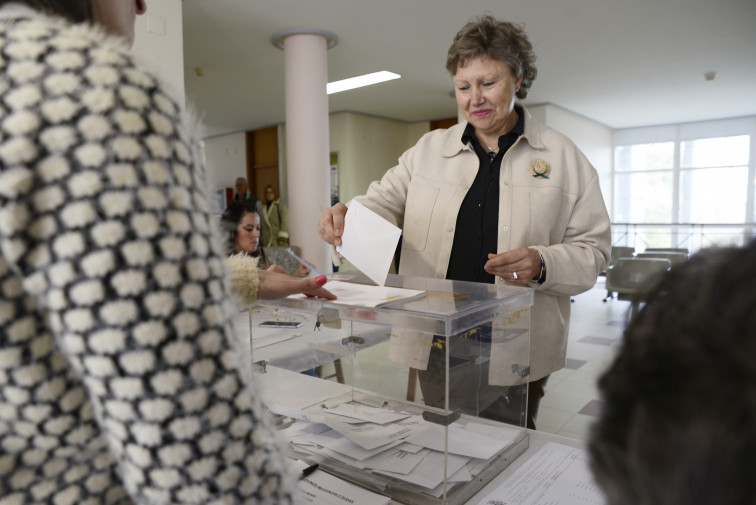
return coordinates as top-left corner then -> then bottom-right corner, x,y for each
512,271 -> 518,281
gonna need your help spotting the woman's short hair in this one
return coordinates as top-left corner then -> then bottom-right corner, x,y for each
446,15 -> 537,99
0,0 -> 93,23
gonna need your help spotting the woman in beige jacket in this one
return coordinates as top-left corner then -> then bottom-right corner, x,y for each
318,15 -> 610,428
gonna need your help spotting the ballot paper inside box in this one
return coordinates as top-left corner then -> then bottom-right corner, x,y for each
274,388 -> 530,505
250,273 -> 535,505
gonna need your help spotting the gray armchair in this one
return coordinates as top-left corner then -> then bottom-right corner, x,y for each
604,257 -> 671,315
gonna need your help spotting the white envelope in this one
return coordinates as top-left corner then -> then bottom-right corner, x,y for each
336,201 -> 402,286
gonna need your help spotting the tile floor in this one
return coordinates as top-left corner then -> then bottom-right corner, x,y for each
536,277 -> 632,441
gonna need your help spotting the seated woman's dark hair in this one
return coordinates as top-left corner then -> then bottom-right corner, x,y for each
220,200 -> 262,257
221,200 -> 258,227
0,0 -> 93,23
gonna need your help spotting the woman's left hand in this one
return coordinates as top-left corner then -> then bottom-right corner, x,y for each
484,248 -> 541,286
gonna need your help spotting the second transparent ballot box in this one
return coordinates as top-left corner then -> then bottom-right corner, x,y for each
245,273 -> 534,505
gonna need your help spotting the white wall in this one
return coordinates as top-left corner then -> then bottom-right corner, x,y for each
328,112 -> 427,203
202,132 -> 247,189
131,0 -> 185,105
202,107 -> 613,216
204,113 -> 428,212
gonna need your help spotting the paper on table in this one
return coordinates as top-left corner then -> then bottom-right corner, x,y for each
336,200 -> 401,286
304,280 -> 425,307
476,442 -> 606,505
291,458 -> 391,505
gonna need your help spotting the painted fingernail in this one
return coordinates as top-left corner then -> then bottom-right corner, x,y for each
315,275 -> 327,285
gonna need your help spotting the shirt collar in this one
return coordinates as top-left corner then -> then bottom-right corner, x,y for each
460,104 -> 525,147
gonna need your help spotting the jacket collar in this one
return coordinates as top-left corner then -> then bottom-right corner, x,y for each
440,105 -> 545,158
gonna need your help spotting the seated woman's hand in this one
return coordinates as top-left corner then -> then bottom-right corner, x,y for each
317,203 -> 348,246
257,271 -> 336,300
294,262 -> 310,277
266,263 -> 289,275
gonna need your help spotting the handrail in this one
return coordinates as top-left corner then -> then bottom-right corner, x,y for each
610,222 -> 756,253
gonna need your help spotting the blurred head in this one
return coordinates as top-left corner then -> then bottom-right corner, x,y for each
446,15 -> 537,100
91,0 -> 147,47
588,241 -> 756,505
235,177 -> 248,197
220,200 -> 261,255
264,185 -> 277,203
2,0 -> 147,46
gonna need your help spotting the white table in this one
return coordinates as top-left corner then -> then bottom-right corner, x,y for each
257,365 -> 592,505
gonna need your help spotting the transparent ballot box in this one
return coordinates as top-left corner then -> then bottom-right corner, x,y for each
246,273 -> 534,505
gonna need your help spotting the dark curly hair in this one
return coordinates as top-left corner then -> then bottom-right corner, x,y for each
0,0 -> 92,23
588,240 -> 756,505
446,15 -> 537,100
220,200 -> 261,256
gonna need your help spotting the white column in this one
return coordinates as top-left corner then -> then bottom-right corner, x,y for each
274,30 -> 337,273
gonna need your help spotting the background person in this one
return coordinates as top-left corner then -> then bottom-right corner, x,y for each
262,184 -> 290,247
588,240 -> 756,505
317,15 -> 610,428
233,175 -> 270,242
0,1 -> 329,503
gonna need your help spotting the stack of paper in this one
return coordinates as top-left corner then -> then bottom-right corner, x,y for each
273,403 -> 521,498
315,280 -> 425,308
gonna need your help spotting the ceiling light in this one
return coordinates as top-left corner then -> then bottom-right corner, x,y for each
327,71 -> 401,95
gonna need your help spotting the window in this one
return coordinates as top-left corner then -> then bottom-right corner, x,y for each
679,135 -> 750,223
612,124 -> 754,251
613,142 -> 674,223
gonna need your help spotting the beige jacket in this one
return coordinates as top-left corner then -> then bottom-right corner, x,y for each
350,107 -> 611,379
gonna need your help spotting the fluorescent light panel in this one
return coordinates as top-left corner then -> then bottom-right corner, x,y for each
327,71 -> 401,95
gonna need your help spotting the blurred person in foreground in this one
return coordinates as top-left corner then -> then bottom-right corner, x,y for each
0,1 -> 331,503
317,14 -> 610,428
589,240 -> 756,505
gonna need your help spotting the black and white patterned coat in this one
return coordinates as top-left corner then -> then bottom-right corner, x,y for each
0,11 -> 292,505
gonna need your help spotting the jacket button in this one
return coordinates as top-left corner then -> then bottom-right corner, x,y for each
502,225 -> 509,231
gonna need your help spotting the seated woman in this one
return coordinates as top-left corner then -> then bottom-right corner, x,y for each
222,200 -> 309,277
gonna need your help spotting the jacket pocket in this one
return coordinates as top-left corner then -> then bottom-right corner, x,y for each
514,187 -> 574,246
402,182 -> 439,251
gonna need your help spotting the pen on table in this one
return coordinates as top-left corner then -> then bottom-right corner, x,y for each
299,463 -> 319,480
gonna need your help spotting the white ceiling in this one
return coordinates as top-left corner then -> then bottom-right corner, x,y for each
181,0 -> 756,138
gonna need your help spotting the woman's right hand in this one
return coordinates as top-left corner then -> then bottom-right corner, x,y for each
317,203 -> 348,246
